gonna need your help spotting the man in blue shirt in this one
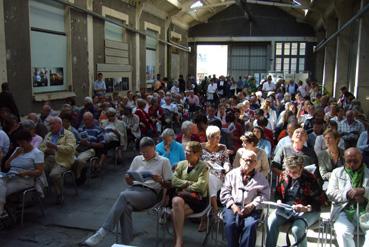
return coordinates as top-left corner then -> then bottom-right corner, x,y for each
93,73 -> 106,96
156,128 -> 185,169
75,112 -> 105,184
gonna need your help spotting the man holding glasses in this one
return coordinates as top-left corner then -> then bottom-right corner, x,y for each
220,150 -> 269,247
81,137 -> 172,246
327,147 -> 369,247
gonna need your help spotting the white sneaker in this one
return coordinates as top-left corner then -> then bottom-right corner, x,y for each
83,230 -> 106,246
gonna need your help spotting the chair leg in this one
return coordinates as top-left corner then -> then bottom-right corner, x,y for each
21,190 -> 28,226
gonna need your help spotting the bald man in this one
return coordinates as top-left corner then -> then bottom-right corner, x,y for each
326,147 -> 369,247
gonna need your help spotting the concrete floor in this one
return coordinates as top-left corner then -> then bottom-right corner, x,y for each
0,151 -> 337,247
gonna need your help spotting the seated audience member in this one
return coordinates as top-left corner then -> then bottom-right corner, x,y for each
135,99 -> 155,137
314,120 -> 345,154
307,119 -> 325,149
193,114 -> 208,143
252,126 -> 272,158
220,150 -> 269,247
326,148 -> 369,247
318,129 -> 344,182
21,120 -> 43,148
224,111 -> 243,152
59,111 -> 80,141
75,112 -> 104,184
200,125 -> 231,231
338,110 -> 365,148
0,127 -> 9,162
27,112 -> 48,138
273,128 -> 317,176
357,123 -> 369,166
233,132 -> 269,177
171,141 -> 209,247
100,107 -> 127,168
40,117 -> 76,204
274,122 -> 298,156
176,121 -> 200,148
0,129 -> 44,216
256,118 -> 274,148
121,106 -> 141,142
156,128 -> 185,169
2,114 -> 23,169
266,156 -> 325,247
82,137 -> 172,246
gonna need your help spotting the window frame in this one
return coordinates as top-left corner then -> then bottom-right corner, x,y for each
274,41 -> 306,74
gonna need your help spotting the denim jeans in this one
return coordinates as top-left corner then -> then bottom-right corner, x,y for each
266,210 -> 319,247
223,207 -> 261,247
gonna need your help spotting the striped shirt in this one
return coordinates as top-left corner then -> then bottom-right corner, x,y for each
78,125 -> 104,144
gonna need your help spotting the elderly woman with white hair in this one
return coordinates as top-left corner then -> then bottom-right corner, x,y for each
176,121 -> 200,148
198,125 -> 231,231
156,128 -> 185,169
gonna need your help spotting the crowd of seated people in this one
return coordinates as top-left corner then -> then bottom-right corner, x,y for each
0,75 -> 368,247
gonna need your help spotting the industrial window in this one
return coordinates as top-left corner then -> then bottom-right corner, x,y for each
146,29 -> 158,84
29,0 -> 67,93
274,42 -> 306,73
105,16 -> 125,42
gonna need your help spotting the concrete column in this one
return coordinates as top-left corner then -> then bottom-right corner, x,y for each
0,0 -> 7,83
87,0 -> 94,96
333,0 -> 353,97
355,0 -> 369,116
269,41 -> 275,71
322,16 -> 337,96
135,3 -> 143,91
314,31 -> 325,84
164,18 -> 171,78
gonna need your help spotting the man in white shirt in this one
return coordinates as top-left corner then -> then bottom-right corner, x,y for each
82,137 -> 172,246
262,76 -> 276,93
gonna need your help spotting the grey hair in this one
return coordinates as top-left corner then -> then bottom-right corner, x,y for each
284,156 -> 304,169
139,137 -> 156,149
181,121 -> 193,132
20,119 -> 36,130
161,128 -> 175,138
49,116 -> 63,125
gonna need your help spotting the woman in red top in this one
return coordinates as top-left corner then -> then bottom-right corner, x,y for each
135,99 -> 155,137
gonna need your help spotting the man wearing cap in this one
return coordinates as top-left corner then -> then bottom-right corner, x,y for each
220,150 -> 269,247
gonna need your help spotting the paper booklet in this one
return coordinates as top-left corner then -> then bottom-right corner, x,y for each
207,161 -> 225,172
304,164 -> 317,174
127,171 -> 153,182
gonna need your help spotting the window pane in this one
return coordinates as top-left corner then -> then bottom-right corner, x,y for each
275,58 -> 282,72
276,43 -> 282,55
105,16 -> 124,42
283,58 -> 290,73
291,58 -> 297,72
299,58 -> 305,72
299,43 -> 306,55
146,49 -> 156,83
31,31 -> 67,93
284,43 -> 290,55
291,43 -> 298,55
146,29 -> 158,50
30,0 -> 65,32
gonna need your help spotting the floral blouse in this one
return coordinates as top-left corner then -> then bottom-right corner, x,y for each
201,143 -> 231,179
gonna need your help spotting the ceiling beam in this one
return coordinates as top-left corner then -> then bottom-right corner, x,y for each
185,1 -> 236,11
245,0 -> 309,9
